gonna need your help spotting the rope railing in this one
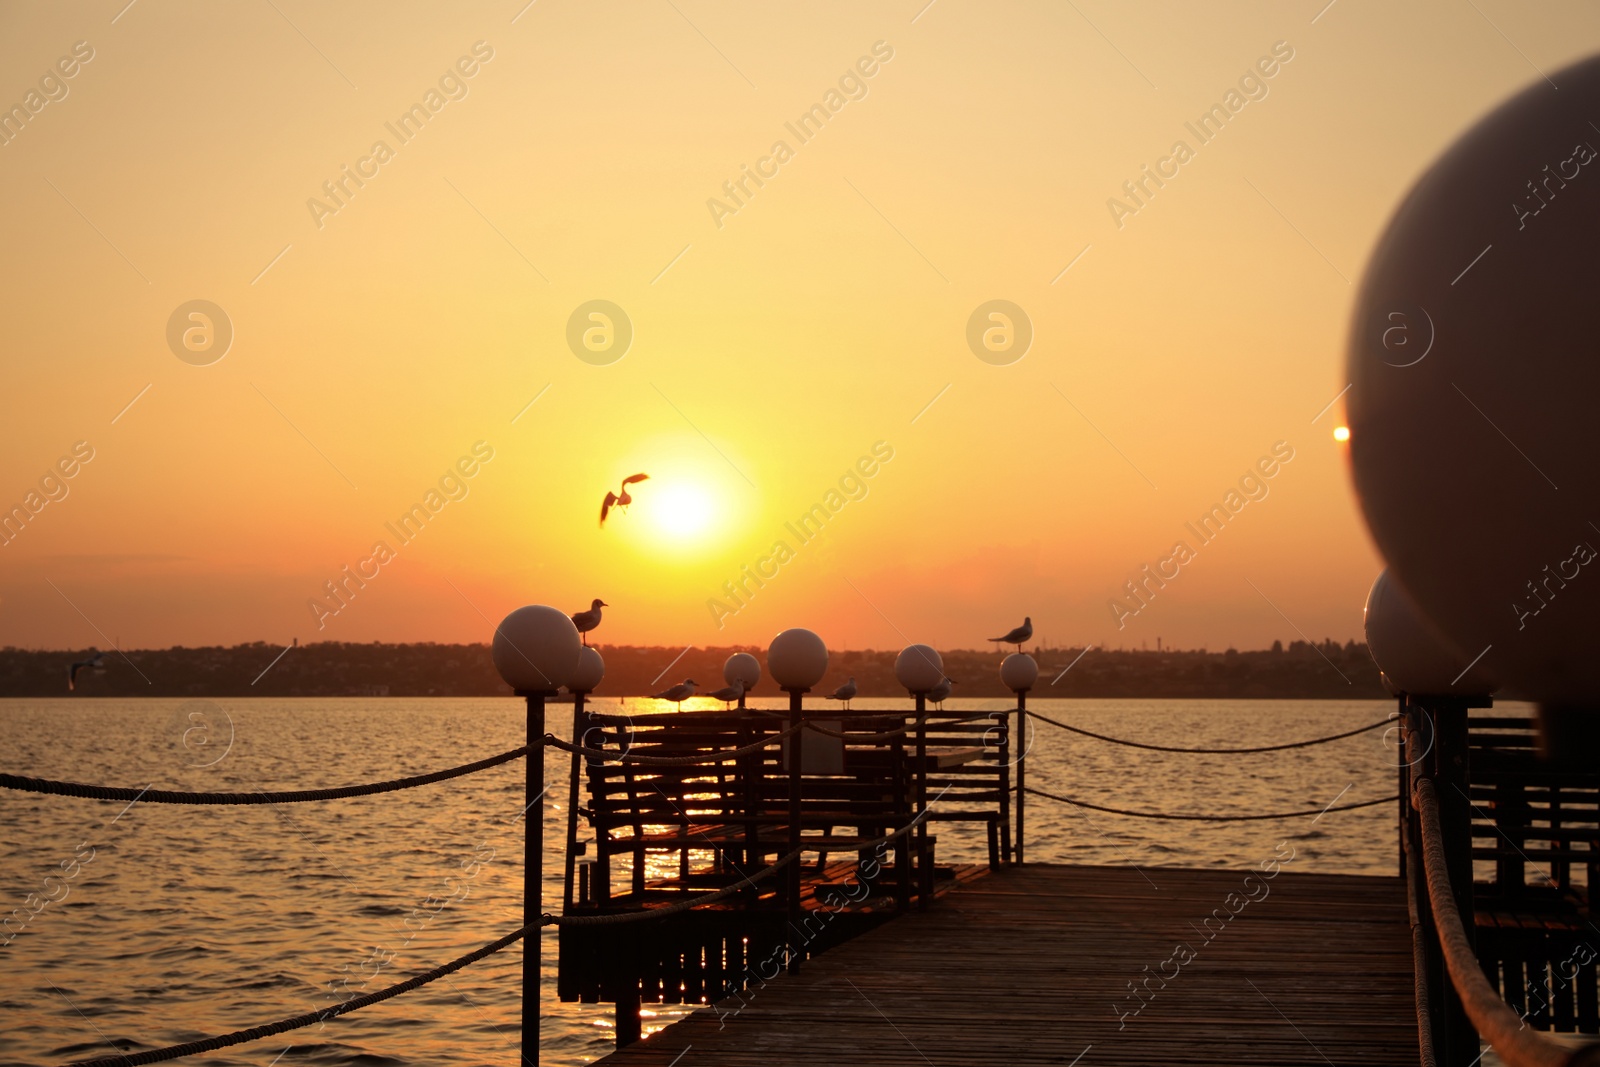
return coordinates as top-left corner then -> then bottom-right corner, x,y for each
67,924 -> 531,1067
1026,711 -> 1392,753
0,746 -> 530,805
1411,776 -> 1599,1067
1023,785 -> 1398,821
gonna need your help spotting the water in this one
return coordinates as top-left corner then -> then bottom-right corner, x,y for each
0,695 -> 1451,1066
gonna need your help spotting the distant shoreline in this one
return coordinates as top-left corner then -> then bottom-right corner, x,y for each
0,641 -> 1388,700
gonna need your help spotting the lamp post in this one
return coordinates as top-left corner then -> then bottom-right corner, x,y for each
894,644 -> 944,908
563,648 -> 606,910
1000,653 -> 1038,866
492,605 -> 583,1067
767,628 -> 828,975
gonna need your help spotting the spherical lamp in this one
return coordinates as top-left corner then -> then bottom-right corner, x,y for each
492,605 -> 582,694
767,629 -> 828,691
1363,570 -> 1494,697
1000,653 -> 1039,693
894,644 -> 945,695
1346,54 -> 1600,708
724,652 -> 762,690
567,646 -> 606,694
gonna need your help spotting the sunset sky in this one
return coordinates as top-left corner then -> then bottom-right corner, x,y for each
2,0 -> 1596,654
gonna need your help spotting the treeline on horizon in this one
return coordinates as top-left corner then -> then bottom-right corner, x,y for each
0,639 -> 1388,699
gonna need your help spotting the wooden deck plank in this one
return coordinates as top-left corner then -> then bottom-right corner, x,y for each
592,864 -> 1418,1066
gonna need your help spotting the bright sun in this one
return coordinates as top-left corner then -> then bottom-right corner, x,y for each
646,480 -> 717,543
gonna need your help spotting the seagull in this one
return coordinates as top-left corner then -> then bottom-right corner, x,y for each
67,650 -> 104,692
988,616 -> 1032,653
570,599 -> 607,645
826,677 -> 857,710
928,677 -> 956,709
600,473 -> 650,526
704,679 -> 744,709
652,679 -> 697,705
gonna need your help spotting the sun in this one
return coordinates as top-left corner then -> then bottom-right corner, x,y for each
645,479 -> 717,543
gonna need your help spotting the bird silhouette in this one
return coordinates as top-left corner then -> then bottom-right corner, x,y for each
600,473 -> 650,526
989,617 -> 1032,652
928,676 -> 956,709
826,677 -> 858,710
67,650 -> 104,692
651,679 -> 697,705
704,679 -> 744,709
570,599 -> 607,645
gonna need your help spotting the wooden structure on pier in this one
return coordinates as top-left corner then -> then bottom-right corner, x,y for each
557,704 -> 1012,1044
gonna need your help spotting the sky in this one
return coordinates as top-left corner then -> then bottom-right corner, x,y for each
2,0 -> 1597,655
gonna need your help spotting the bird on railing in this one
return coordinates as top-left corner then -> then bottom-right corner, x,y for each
928,677 -> 956,709
67,650 -> 104,692
988,617 -> 1032,653
570,599 -> 607,645
826,677 -> 857,710
600,473 -> 649,526
704,679 -> 744,709
651,679 -> 697,706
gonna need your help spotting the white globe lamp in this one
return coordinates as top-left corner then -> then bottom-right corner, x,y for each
767,629 -> 828,692
1000,653 -> 1039,694
567,646 -> 606,695
894,644 -> 945,695
724,652 -> 762,690
492,605 -> 582,694
1363,571 -> 1494,697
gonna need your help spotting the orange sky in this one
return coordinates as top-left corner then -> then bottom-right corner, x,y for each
2,0 -> 1597,654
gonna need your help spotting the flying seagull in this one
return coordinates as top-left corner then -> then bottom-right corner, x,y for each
989,616 -> 1032,652
570,599 -> 607,645
67,650 -> 104,692
826,677 -> 857,710
652,679 -> 697,705
600,473 -> 650,526
928,676 -> 956,709
704,679 -> 744,709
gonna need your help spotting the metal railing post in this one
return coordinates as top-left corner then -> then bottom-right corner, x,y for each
786,686 -> 805,975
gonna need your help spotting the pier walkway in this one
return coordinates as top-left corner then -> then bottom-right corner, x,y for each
594,863 -> 1420,1066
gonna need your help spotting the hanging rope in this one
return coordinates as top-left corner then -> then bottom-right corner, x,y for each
1026,712 -> 1391,753
66,924 -> 531,1067
2,746 -> 529,806
1412,777 -> 1592,1067
1023,785 -> 1397,821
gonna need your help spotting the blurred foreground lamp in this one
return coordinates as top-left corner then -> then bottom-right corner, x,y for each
767,628 -> 828,692
1363,570 -> 1494,698
492,605 -> 582,694
894,644 -> 944,695
1000,652 -> 1039,694
567,646 -> 606,695
724,652 -> 762,691
1346,54 -> 1600,753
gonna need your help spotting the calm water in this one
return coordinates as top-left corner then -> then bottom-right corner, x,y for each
0,695 -> 1454,1067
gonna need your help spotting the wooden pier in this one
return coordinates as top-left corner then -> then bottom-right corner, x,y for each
591,863 -> 1419,1065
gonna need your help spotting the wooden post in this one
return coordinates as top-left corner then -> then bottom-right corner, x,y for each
1016,689 -> 1028,866
786,686 -> 804,975
1429,697 -> 1479,1066
563,692 -> 588,911
997,708 -> 1012,866
523,691 -> 549,1067
915,693 -> 930,908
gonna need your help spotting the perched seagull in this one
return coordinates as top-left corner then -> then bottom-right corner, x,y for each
67,650 -> 104,692
652,679 -> 697,705
570,599 -> 608,645
704,679 -> 744,709
989,617 -> 1033,653
928,677 -> 956,709
826,677 -> 858,710
600,473 -> 650,526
